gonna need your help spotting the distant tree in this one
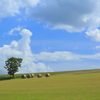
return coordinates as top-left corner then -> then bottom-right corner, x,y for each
4,57 -> 23,78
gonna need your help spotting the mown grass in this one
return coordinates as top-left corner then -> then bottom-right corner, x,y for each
1,69 -> 100,81
0,72 -> 100,100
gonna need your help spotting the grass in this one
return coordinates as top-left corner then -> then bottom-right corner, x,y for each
1,69 -> 100,80
0,70 -> 100,100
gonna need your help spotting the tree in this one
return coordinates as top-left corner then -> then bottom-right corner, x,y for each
4,57 -> 23,78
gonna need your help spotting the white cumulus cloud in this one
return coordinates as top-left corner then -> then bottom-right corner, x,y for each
0,0 -> 41,18
8,26 -> 22,35
96,46 -> 100,49
31,0 -> 100,42
32,0 -> 100,32
0,28 -> 52,74
35,51 -> 100,62
1,0 -> 100,42
1,28 -> 100,74
85,29 -> 100,42
35,51 -> 80,61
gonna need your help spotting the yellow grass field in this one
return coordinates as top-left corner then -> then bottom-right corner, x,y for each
0,72 -> 100,100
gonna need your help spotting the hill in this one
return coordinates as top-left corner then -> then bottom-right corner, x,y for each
0,69 -> 100,100
0,69 -> 100,80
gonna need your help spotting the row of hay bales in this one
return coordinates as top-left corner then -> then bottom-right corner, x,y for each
21,73 -> 50,79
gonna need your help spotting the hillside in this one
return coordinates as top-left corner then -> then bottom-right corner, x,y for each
0,70 -> 100,100
0,69 -> 100,80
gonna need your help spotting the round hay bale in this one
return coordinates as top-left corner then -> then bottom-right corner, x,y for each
21,74 -> 26,79
27,74 -> 31,78
31,74 -> 34,78
37,74 -> 42,78
45,73 -> 50,77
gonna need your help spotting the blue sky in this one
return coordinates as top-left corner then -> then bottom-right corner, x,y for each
0,0 -> 100,74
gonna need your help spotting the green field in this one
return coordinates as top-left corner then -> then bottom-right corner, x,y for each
0,70 -> 100,100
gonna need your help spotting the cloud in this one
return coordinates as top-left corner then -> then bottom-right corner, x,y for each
31,0 -> 100,33
7,26 -> 22,35
95,46 -> 100,49
0,0 -> 100,42
85,28 -> 100,42
35,51 -> 100,62
0,0 -> 41,18
1,28 -> 100,74
0,28 -> 52,74
35,51 -> 80,61
1,0 -> 100,42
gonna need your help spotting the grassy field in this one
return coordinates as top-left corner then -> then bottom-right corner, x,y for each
1,69 -> 100,80
0,70 -> 100,100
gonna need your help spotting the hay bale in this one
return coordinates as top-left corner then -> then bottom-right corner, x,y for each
45,73 -> 50,77
37,74 -> 42,78
21,74 -> 26,79
31,74 -> 34,78
27,74 -> 31,78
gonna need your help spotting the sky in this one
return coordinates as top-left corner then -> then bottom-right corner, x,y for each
0,0 -> 100,74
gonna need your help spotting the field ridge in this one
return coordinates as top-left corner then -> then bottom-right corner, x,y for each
0,69 -> 100,80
